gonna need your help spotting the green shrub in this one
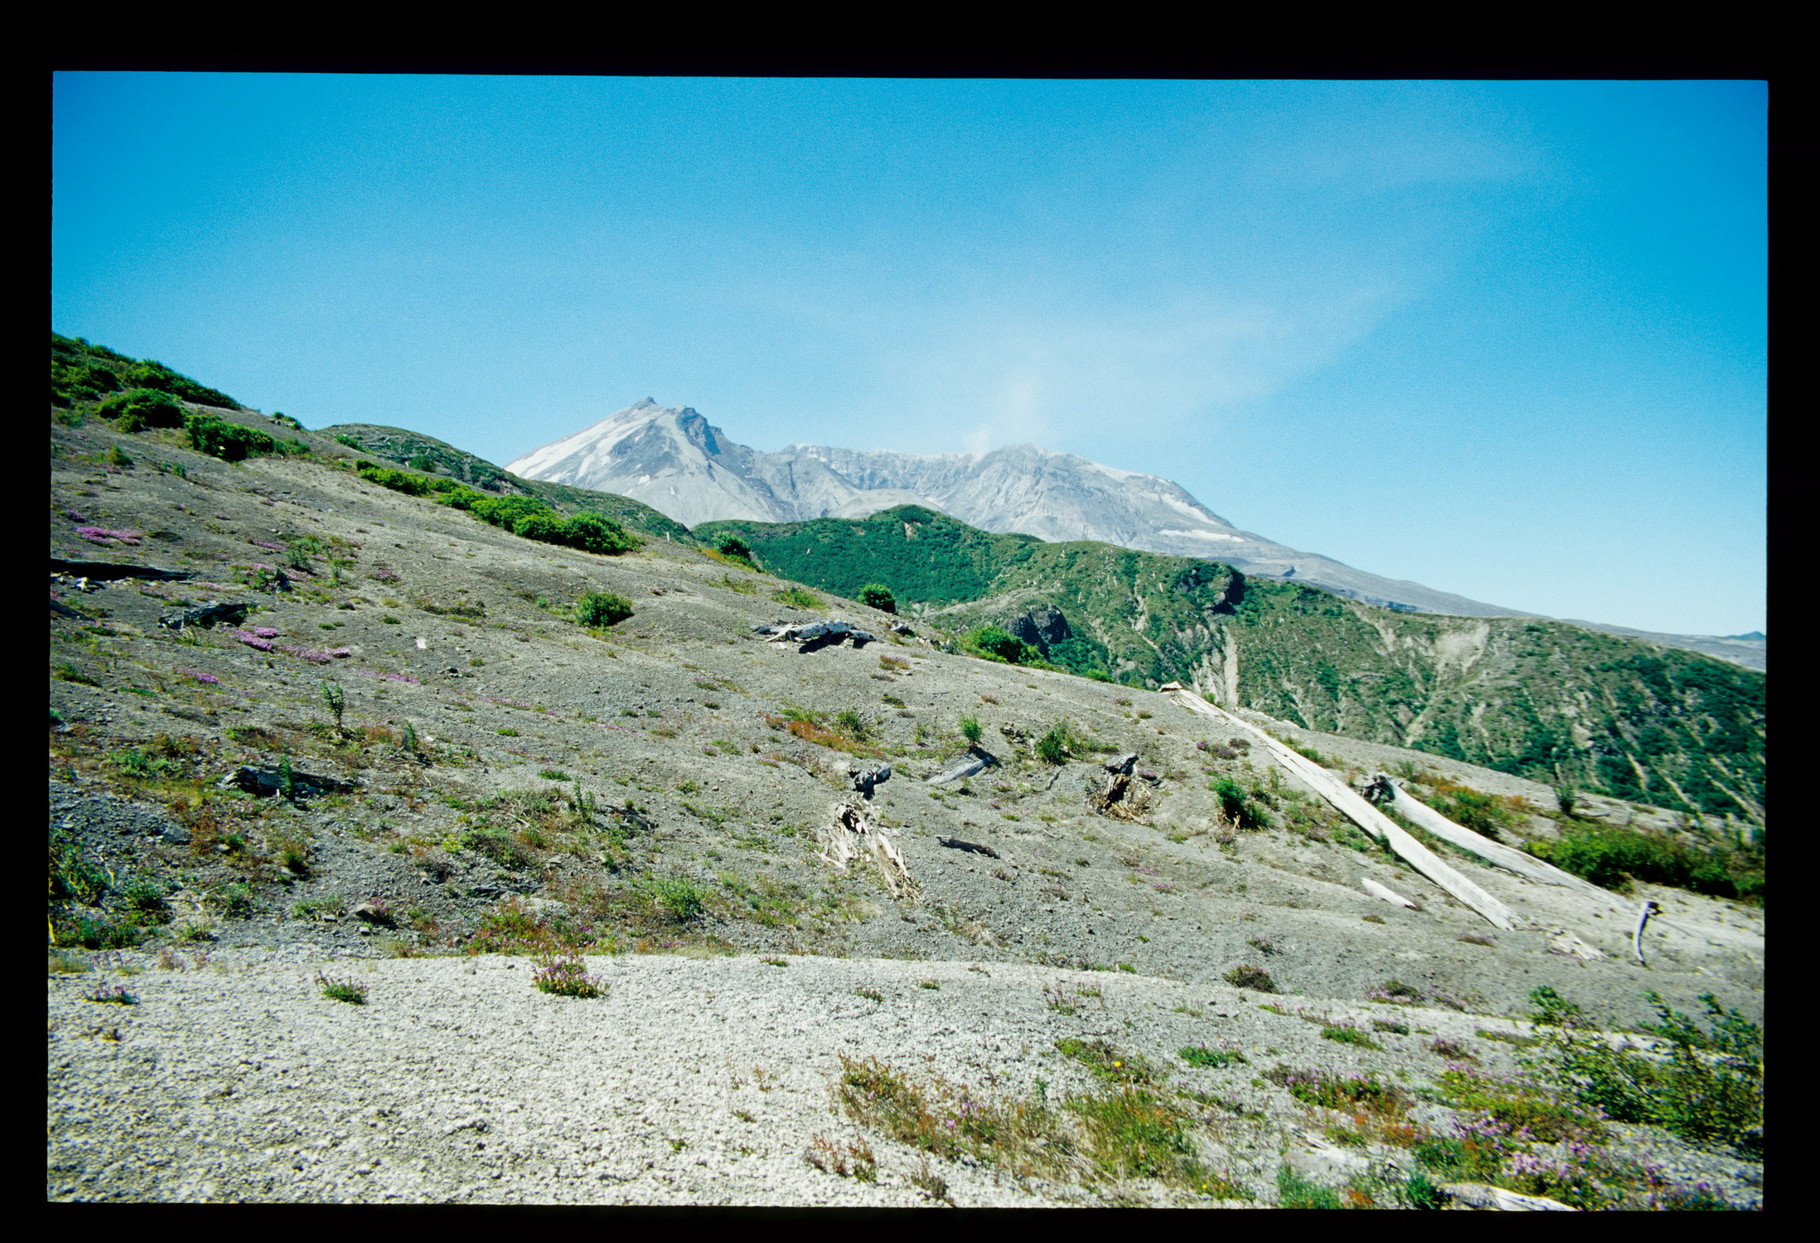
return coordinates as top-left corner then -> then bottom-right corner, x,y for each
1427,786 -> 1522,840
959,715 -> 984,745
714,534 -> 757,568
1223,964 -> 1276,992
576,591 -> 634,628
50,833 -> 109,904
1034,720 -> 1087,765
118,879 -> 171,925
563,512 -> 640,555
96,387 -> 186,431
185,412 -> 278,461
513,511 -> 568,543
1211,779 -> 1272,829
467,494 -> 553,531
120,360 -> 238,408
638,875 -> 707,923
858,583 -> 897,613
64,915 -> 141,949
1179,1045 -> 1246,1069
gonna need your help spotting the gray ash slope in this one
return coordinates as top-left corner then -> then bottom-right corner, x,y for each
50,404 -> 1762,1206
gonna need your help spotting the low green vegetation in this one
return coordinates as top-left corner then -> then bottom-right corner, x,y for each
1210,779 -> 1272,830
532,956 -> 607,998
1526,824 -> 1763,902
576,591 -> 635,629
355,461 -> 642,555
1034,719 -> 1091,765
1522,986 -> 1762,1155
834,1048 -> 1229,1195
53,334 -> 238,409
187,412 -> 304,461
772,585 -> 823,609
315,973 -> 368,1004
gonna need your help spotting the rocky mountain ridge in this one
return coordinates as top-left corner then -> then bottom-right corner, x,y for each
505,401 -> 1763,670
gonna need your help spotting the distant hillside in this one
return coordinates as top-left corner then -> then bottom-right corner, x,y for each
321,424 -> 694,546
701,507 -> 1766,820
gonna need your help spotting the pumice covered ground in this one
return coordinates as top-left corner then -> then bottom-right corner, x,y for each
49,405 -> 1764,1207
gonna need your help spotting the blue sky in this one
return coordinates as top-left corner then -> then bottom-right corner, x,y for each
52,74 -> 1766,637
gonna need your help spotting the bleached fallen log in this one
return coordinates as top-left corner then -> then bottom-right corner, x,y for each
1440,1182 -> 1578,1211
1365,774 -> 1616,900
1361,877 -> 1418,908
926,748 -> 998,785
1166,691 -> 1515,930
753,618 -> 878,647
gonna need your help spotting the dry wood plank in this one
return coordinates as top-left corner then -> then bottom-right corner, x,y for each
1377,777 -> 1618,900
1166,691 -> 1515,930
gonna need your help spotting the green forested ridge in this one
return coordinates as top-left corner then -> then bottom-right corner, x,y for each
700,508 -> 1764,818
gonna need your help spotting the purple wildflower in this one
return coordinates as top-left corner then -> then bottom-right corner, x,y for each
75,526 -> 142,546
229,629 -> 274,652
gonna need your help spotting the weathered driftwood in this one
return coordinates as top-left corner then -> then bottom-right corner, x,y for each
159,601 -> 255,631
753,618 -> 878,649
51,557 -> 195,582
926,748 -> 998,786
1165,691 -> 1515,930
821,802 -> 918,900
1634,899 -> 1662,966
1548,928 -> 1606,960
937,836 -> 1001,859
840,760 -> 892,799
1091,770 -> 1153,822
1440,1182 -> 1578,1211
1361,877 -> 1418,908
1363,774 -> 1613,898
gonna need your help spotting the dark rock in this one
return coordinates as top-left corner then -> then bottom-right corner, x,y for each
159,601 -> 255,631
1005,605 -> 1072,653
937,837 -> 1001,859
219,765 -> 356,800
